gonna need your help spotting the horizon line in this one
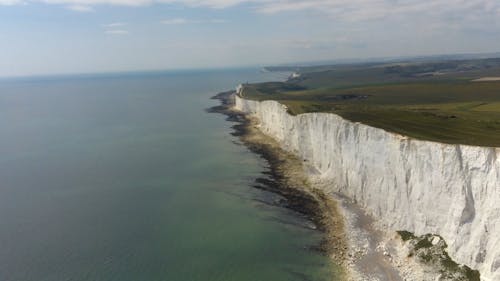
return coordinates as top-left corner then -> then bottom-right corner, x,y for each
2,51 -> 500,81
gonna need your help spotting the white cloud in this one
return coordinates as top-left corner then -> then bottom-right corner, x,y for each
254,0 -> 499,21
160,18 -> 190,25
67,4 -> 93,11
103,22 -> 127,27
3,0 -> 500,29
0,0 -> 23,5
1,0 -> 250,8
162,0 -> 249,9
36,0 -> 245,9
102,22 -> 128,34
40,0 -> 151,5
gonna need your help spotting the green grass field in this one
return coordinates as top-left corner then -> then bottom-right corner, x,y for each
241,59 -> 500,147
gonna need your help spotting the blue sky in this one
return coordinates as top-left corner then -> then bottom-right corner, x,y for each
0,0 -> 499,77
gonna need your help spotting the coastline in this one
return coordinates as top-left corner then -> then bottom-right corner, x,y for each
208,91 -> 349,278
209,91 -> 407,281
232,89 -> 492,281
210,90 -> 486,281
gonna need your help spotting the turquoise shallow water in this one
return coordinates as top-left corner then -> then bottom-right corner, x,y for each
0,69 -> 340,281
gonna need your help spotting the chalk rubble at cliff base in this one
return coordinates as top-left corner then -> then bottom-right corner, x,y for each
234,93 -> 500,281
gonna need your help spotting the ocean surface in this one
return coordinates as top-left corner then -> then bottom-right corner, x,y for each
0,69 -> 339,281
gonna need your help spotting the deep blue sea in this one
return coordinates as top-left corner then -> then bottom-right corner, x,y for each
0,69 -> 339,281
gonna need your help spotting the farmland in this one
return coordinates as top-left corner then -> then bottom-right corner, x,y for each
242,58 -> 500,146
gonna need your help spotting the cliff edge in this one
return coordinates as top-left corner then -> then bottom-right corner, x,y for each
234,92 -> 500,280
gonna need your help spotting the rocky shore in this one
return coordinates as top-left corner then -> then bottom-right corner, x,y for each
208,91 -> 348,274
209,90 -> 483,281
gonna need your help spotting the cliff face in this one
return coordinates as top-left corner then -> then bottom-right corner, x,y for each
235,95 -> 500,281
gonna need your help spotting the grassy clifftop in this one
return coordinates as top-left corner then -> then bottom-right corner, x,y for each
242,59 -> 500,147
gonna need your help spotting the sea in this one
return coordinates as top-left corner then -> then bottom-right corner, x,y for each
0,68 -> 339,281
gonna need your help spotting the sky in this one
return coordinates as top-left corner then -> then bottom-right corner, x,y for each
0,0 -> 500,76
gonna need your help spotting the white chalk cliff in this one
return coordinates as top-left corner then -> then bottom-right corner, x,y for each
234,92 -> 500,281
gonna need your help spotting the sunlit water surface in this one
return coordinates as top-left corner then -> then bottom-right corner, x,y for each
0,69 -> 340,281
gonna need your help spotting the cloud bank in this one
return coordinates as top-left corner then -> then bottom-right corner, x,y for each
1,0 -> 498,36
154,0 -> 500,15
1,0 -> 498,20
